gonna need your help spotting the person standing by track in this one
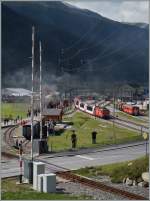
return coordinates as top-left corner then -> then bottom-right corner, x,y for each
91,129 -> 97,144
71,130 -> 77,149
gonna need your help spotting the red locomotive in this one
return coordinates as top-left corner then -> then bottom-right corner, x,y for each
94,106 -> 110,119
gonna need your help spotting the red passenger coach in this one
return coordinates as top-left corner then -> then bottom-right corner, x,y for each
74,97 -> 110,119
94,106 -> 110,119
75,100 -> 79,108
122,105 -> 139,116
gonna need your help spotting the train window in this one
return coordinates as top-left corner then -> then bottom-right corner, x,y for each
87,106 -> 93,111
76,101 -> 79,105
80,103 -> 84,108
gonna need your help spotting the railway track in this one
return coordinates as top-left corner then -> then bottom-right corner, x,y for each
2,121 -> 148,200
2,125 -> 31,157
35,159 -> 148,200
111,115 -> 148,128
110,115 -> 149,133
36,159 -> 69,172
2,137 -> 148,200
56,171 -> 148,200
78,109 -> 148,133
3,126 -> 18,148
1,151 -> 18,159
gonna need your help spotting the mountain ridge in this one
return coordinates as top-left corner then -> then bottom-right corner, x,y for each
2,1 -> 149,90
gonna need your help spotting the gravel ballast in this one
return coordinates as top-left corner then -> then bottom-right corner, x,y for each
57,179 -> 127,200
91,175 -> 149,199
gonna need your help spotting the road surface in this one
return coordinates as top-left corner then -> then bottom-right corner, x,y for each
39,142 -> 148,170
1,142 -> 148,178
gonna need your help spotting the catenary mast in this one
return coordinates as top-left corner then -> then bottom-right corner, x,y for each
39,41 -> 42,139
31,26 -> 35,160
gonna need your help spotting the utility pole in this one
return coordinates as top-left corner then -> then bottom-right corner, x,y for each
31,26 -> 35,160
39,41 -> 42,139
61,48 -> 64,74
113,88 -> 116,144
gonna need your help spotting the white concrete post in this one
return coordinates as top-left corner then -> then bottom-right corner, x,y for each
43,173 -> 56,193
33,162 -> 45,190
37,174 -> 45,192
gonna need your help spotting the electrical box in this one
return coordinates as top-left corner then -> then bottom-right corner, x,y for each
33,139 -> 48,155
43,173 -> 56,193
23,159 -> 33,184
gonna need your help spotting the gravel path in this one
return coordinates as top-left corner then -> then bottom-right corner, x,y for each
56,179 -> 126,200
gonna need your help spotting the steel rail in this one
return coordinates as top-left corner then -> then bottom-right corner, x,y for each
2,125 -> 31,156
111,115 -> 148,129
56,171 -> 148,200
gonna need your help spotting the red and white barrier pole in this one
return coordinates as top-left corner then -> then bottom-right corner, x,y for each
19,143 -> 23,183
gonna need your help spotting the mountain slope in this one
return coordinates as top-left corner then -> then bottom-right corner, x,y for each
2,1 -> 149,90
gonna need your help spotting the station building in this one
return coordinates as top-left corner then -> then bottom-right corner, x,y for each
42,108 -> 63,122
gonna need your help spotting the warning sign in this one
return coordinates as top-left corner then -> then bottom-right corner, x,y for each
143,132 -> 148,140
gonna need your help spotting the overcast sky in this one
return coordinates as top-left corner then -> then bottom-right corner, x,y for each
64,0 -> 149,24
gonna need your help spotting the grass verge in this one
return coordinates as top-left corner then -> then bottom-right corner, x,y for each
116,111 -> 148,125
73,156 -> 149,183
1,102 -> 29,119
1,178 -> 91,200
48,112 -> 143,151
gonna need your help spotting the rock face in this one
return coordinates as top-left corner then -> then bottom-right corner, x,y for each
137,177 -> 143,183
138,181 -> 149,188
133,180 -> 137,186
122,178 -> 126,184
142,172 -> 149,183
126,178 -> 133,186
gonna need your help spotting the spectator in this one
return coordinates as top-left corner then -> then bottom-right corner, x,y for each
16,139 -> 19,148
71,130 -> 77,149
6,118 -> 9,125
27,109 -> 31,117
19,141 -> 23,155
20,116 -> 22,123
91,130 -> 97,144
48,120 -> 54,135
19,140 -> 23,148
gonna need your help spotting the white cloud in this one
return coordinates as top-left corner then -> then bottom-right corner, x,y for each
65,0 -> 149,23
